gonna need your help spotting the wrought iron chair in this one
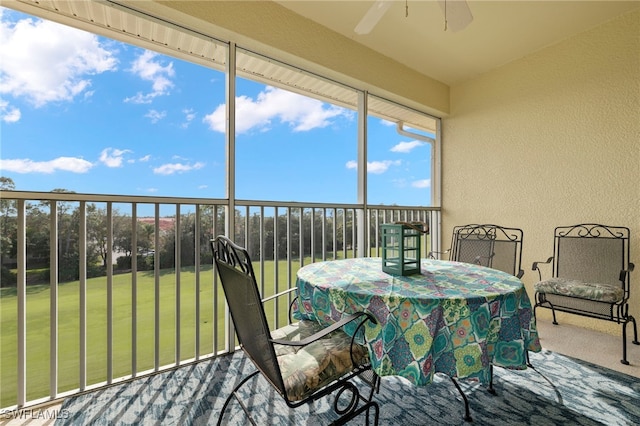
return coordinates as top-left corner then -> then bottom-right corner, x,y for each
429,224 -> 526,419
211,236 -> 380,425
533,223 -> 638,364
432,224 -> 525,278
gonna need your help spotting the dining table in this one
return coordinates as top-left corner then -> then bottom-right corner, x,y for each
294,257 -> 541,386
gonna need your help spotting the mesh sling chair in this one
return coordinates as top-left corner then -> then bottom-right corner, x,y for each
428,224 -> 526,420
449,224 -> 525,278
533,223 -> 638,365
211,236 -> 380,425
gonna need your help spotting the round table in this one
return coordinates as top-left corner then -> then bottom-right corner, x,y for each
295,257 -> 541,386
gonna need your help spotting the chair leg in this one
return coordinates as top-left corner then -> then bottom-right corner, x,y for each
621,316 -> 639,365
487,364 -> 496,395
217,370 -> 260,426
622,320 -> 630,365
450,378 -> 472,422
526,350 -> 533,368
535,297 -> 558,325
631,315 -> 639,345
331,401 -> 379,426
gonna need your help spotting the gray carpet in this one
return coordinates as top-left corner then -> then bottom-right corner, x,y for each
57,350 -> 640,425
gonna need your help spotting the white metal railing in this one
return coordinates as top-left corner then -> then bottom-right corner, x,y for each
0,190 -> 440,411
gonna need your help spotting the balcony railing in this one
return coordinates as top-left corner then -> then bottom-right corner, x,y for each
0,190 -> 441,411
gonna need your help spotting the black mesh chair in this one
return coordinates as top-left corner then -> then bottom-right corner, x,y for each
211,236 -> 380,425
533,224 -> 638,364
433,224 -> 525,278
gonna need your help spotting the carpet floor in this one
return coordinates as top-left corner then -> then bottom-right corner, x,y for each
57,349 -> 640,425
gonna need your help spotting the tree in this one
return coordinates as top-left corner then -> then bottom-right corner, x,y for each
0,177 -> 17,261
0,177 -> 17,286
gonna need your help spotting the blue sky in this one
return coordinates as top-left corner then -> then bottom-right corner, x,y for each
0,7 -> 432,206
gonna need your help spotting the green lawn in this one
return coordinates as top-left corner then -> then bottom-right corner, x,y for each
0,259 -> 306,408
0,248 -> 410,408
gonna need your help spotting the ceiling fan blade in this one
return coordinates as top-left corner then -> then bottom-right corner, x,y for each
354,0 -> 394,35
437,0 -> 473,32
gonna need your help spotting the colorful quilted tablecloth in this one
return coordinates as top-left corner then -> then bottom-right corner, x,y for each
295,257 -> 541,386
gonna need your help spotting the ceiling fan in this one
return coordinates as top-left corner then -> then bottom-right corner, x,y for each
354,0 -> 473,35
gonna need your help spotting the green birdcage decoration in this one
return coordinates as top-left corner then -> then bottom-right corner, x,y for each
381,222 -> 426,276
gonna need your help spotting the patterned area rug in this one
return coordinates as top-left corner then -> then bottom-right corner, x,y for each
57,350 -> 640,425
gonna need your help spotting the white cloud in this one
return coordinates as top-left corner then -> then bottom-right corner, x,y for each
0,99 -> 20,122
412,179 -> 431,188
0,157 -> 93,174
124,51 -> 174,104
99,148 -> 132,168
203,86 -> 349,134
181,108 -> 196,128
0,11 -> 117,107
345,160 -> 401,174
145,109 -> 166,123
153,162 -> 205,175
368,160 -> 401,174
139,155 -> 151,162
391,140 -> 424,153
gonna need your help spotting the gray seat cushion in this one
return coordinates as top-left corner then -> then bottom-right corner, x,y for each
534,277 -> 623,303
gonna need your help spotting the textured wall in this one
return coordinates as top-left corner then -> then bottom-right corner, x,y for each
446,9 -> 640,333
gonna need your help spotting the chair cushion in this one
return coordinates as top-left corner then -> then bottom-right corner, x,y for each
534,277 -> 624,303
271,320 -> 369,401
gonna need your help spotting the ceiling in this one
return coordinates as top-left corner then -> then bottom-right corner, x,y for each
275,0 -> 640,86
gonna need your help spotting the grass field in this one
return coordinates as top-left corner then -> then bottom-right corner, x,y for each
0,259 -> 305,409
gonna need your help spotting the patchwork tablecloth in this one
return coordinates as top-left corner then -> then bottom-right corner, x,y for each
295,257 -> 541,386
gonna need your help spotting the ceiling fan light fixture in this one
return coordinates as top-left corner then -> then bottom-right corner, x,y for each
354,0 -> 473,35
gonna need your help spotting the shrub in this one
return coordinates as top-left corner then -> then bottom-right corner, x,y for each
1,266 -> 17,287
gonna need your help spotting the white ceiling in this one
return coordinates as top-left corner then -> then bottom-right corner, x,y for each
275,0 -> 640,85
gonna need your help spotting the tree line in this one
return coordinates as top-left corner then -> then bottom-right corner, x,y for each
0,177 -> 357,287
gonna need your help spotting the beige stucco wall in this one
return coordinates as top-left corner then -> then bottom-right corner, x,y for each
445,9 -> 640,334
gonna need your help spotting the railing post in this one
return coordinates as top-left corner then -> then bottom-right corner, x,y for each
154,205 -> 160,370
79,201 -> 87,391
175,204 -> 181,365
17,199 -> 26,407
107,202 -> 113,384
132,203 -> 138,377
49,201 -> 58,400
195,205 -> 201,360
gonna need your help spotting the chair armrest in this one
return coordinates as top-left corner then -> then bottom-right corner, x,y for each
270,311 -> 375,347
618,262 -> 635,283
532,257 -> 553,282
262,287 -> 297,303
260,287 -> 299,324
428,249 -> 451,260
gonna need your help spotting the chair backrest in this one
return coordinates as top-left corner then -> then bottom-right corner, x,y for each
211,236 -> 286,395
451,224 -> 524,277
553,224 -> 631,291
